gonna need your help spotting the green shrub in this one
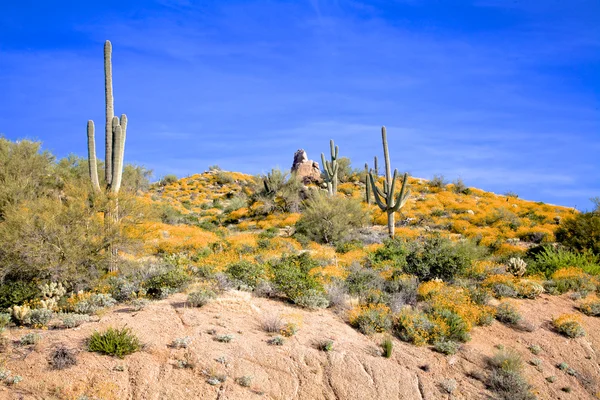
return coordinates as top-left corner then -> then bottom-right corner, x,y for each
381,336 -> 394,358
0,313 -> 11,330
349,304 -> 392,335
404,235 -> 473,281
159,174 -> 178,186
433,338 -> 459,355
58,313 -> 90,328
20,333 -> 41,346
367,237 -> 407,270
187,289 -> 217,307
433,309 -> 470,342
556,211 -> 600,256
495,302 -> 522,325
144,267 -> 191,298
0,280 -> 40,309
24,308 -> 53,327
267,336 -> 285,346
317,339 -> 333,352
293,289 -> 330,309
345,264 -> 384,299
88,327 -> 141,358
295,192 -> 369,244
578,299 -> 600,316
552,314 -> 585,338
225,261 -> 266,290
487,350 -> 535,400
269,253 -> 327,308
73,293 -> 117,315
527,246 -> 599,277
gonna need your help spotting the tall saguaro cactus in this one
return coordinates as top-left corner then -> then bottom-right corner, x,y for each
321,139 -> 339,196
86,40 -> 127,271
368,126 -> 410,238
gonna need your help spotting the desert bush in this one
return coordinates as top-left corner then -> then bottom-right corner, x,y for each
269,253 -> 328,308
236,375 -> 253,387
294,289 -> 330,309
515,280 -> 544,299
433,338 -> 459,355
325,281 -> 348,309
348,304 -> 392,335
49,345 -> 77,370
495,302 -> 522,325
404,235 -> 474,281
73,293 -> 117,315
130,298 -> 150,311
552,314 -> 585,338
482,274 -> 518,298
88,327 -> 141,358
215,334 -> 234,343
440,378 -> 457,394
159,174 -> 178,186
551,267 -> 597,294
187,288 -> 217,307
345,263 -> 384,299
528,345 -> 542,355
527,246 -> 599,277
295,191 -> 368,244
260,314 -> 284,333
317,339 -> 334,352
381,336 -> 393,358
452,178 -> 470,195
58,313 -> 90,329
432,309 -> 470,342
392,309 -> 443,346
0,280 -> 40,309
24,308 -> 53,327
385,274 -> 419,309
487,349 -> 535,400
429,175 -> 448,189
556,211 -> 600,256
267,336 -> 285,346
366,237 -> 407,270
170,336 -> 192,349
578,297 -> 600,316
225,261 -> 266,290
144,267 -> 191,298
20,333 -> 41,346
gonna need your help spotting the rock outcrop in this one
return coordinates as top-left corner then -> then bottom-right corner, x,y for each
291,149 -> 322,184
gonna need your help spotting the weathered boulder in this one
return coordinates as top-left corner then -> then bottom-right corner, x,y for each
291,149 -> 322,184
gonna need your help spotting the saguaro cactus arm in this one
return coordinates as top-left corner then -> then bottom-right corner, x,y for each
87,120 -> 101,192
321,139 -> 339,195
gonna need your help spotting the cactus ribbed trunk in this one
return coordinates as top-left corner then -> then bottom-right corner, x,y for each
368,126 -> 411,238
86,40 -> 127,273
364,163 -> 371,204
104,41 -> 114,187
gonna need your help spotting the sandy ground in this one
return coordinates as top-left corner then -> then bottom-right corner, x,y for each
1,291 -> 599,400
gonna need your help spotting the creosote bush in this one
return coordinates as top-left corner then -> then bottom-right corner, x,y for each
495,302 -> 522,325
88,327 -> 141,358
269,253 -> 329,308
295,191 -> 368,244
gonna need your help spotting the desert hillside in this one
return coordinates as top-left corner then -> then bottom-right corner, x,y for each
1,138 -> 600,400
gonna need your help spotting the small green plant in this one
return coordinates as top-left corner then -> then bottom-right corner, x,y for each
578,298 -> 600,316
546,375 -> 556,383
88,327 -> 141,358
215,334 -> 234,343
381,336 -> 393,358
267,336 -> 285,346
561,386 -> 572,393
187,289 -> 217,307
317,339 -> 334,352
20,333 -> 41,346
528,344 -> 542,355
24,308 -> 53,327
557,362 -> 569,371
433,339 -> 459,355
49,345 -> 77,370
73,293 -> 117,315
495,302 -> 522,325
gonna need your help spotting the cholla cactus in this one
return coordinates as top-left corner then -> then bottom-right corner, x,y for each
506,257 -> 527,277
39,282 -> 66,300
9,305 -> 31,324
39,298 -> 58,311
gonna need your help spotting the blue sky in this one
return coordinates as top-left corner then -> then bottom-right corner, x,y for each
1,1 -> 598,210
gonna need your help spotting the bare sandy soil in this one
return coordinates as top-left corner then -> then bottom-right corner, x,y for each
1,291 -> 599,400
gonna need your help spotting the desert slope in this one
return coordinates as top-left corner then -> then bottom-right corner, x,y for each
2,290 -> 599,400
